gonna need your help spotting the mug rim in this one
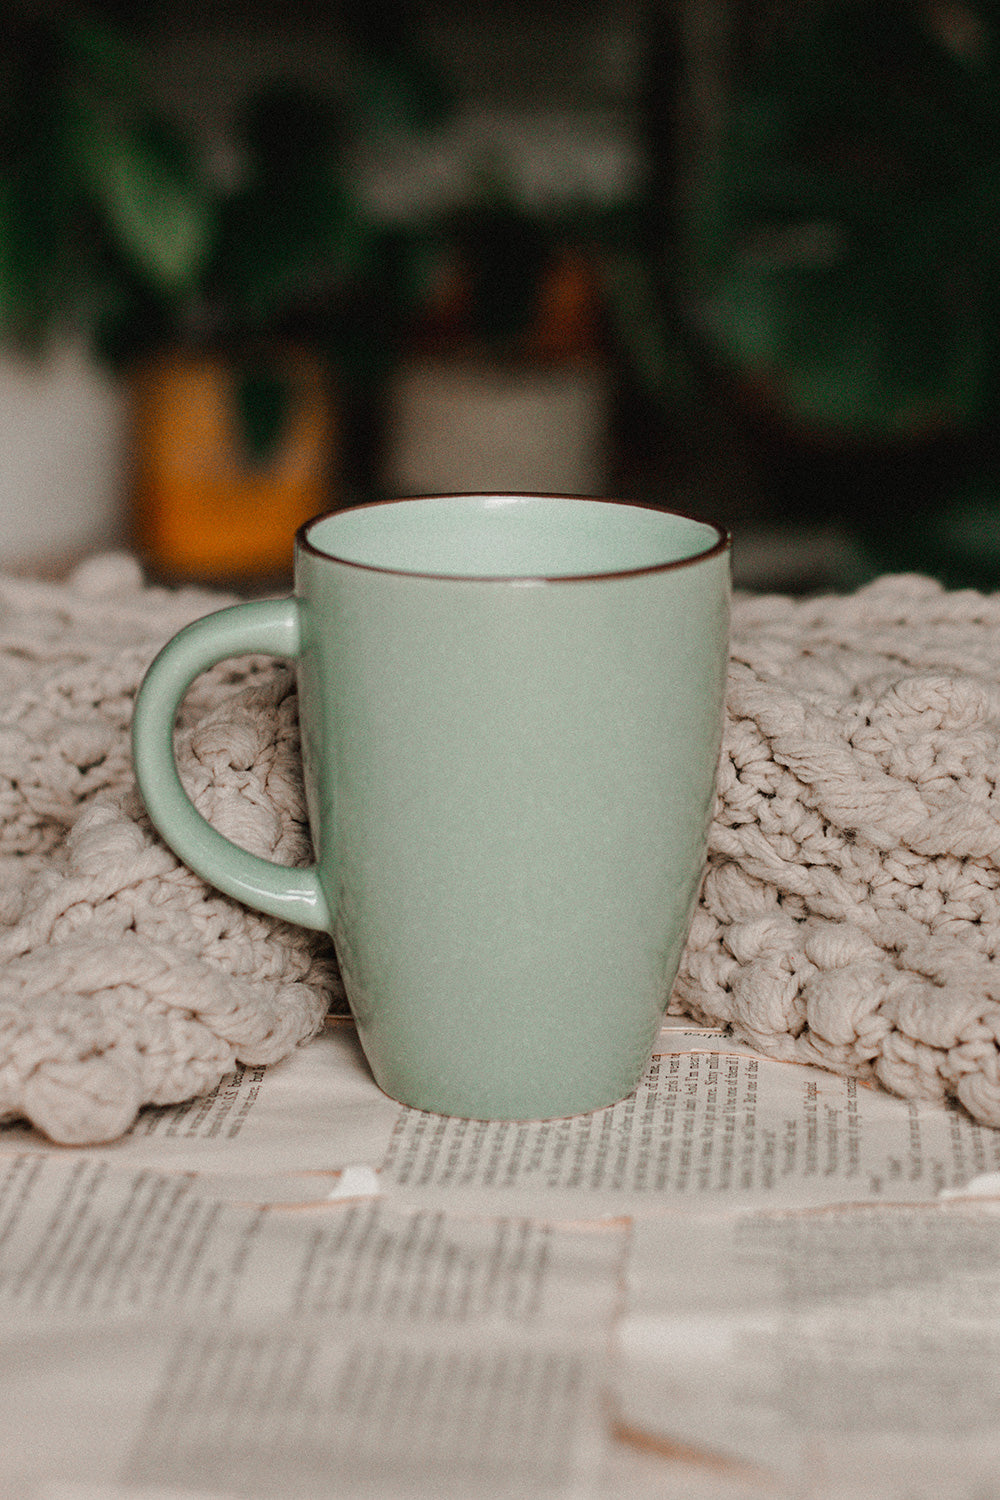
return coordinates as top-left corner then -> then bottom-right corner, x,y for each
296,492 -> 731,584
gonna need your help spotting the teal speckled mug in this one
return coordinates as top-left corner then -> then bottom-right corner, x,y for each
132,494 -> 730,1119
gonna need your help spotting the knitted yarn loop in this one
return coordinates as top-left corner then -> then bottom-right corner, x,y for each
672,573 -> 1000,1128
3,560 -> 1000,1142
0,556 -> 338,1145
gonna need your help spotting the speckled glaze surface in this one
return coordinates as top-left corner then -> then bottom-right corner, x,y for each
132,494 -> 730,1120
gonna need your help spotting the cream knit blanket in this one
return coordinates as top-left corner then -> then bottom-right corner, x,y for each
0,555 -> 339,1145
672,573 -> 1000,1128
2,558 -> 1000,1143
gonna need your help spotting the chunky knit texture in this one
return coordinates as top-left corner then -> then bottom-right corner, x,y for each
672,573 -> 1000,1128
2,560 -> 1000,1142
0,556 -> 338,1144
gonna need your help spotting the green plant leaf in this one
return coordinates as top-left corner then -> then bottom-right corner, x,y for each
68,94 -> 213,296
685,0 -> 1000,436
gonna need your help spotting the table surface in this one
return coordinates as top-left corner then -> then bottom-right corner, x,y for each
2,1015 -> 999,1500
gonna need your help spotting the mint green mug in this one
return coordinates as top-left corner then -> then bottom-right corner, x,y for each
132,494 -> 730,1119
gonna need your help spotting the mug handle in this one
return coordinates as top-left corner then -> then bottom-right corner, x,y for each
131,598 -> 331,932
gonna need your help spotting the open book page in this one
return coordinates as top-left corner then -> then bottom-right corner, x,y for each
0,1152 -> 624,1500
378,1027 -> 1000,1218
5,1019 -> 995,1216
615,1201 -> 1000,1499
0,1024 -> 402,1194
5,1017 -> 1000,1500
3,1318 -> 611,1500
0,1154 -> 626,1333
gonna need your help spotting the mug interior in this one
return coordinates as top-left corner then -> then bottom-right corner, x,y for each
301,494 -> 727,581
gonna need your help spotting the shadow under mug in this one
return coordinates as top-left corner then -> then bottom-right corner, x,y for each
132,493 -> 731,1120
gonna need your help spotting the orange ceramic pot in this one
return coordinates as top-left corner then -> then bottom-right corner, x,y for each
131,346 -> 335,584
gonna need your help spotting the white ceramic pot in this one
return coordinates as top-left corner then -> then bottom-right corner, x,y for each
384,356 -> 611,497
0,339 -> 126,572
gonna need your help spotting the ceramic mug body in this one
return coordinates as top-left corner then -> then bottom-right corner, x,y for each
132,494 -> 730,1119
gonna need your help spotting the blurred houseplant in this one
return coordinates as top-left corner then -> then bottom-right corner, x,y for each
117,79 -> 378,583
110,11 -> 449,584
0,7 -> 211,569
646,0 -> 1000,586
0,3 -> 448,582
